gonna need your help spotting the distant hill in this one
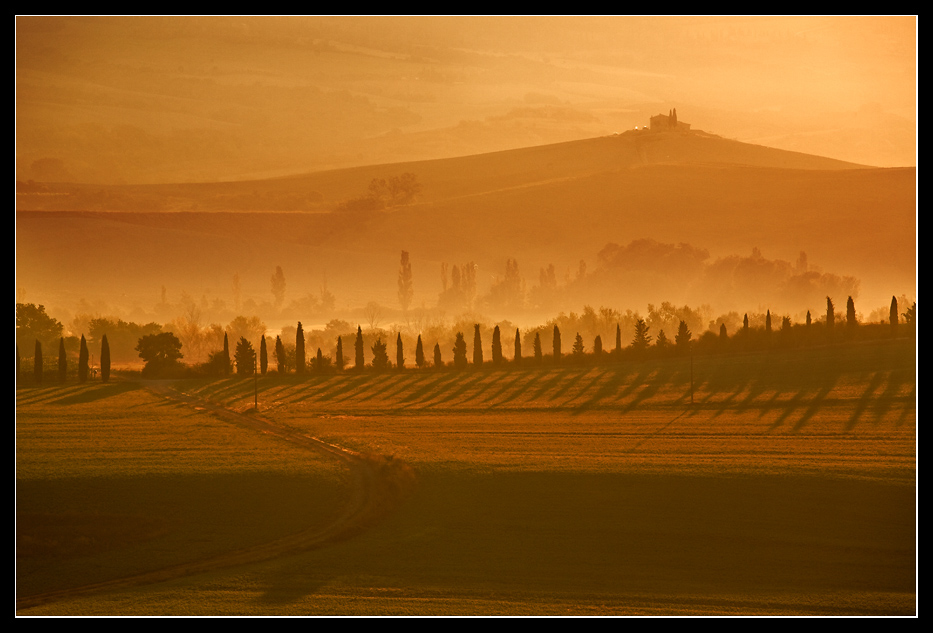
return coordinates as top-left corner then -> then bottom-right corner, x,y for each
16,130 -> 913,327
16,129 -> 866,213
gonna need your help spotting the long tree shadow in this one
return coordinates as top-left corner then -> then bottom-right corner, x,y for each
572,368 -> 628,414
49,381 -> 139,405
400,372 -> 466,407
844,371 -> 888,432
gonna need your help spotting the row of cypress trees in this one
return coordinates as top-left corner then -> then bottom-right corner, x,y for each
22,334 -> 110,385
266,295 -> 912,375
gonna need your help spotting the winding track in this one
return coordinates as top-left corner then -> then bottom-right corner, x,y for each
16,380 -> 412,612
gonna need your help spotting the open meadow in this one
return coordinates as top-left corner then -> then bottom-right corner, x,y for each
16,339 -> 916,615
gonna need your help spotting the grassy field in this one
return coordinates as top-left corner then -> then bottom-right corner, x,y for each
16,340 -> 916,615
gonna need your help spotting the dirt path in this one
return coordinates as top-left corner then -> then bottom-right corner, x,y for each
16,380 -> 415,613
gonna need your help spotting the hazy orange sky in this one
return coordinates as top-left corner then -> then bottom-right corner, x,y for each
16,16 -> 916,185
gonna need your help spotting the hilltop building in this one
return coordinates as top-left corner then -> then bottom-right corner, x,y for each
650,108 -> 691,132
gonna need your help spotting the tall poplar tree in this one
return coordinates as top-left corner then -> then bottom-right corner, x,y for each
355,326 -> 364,370
101,334 -> 111,383
336,336 -> 344,370
223,332 -> 231,376
415,335 -> 425,368
890,296 -> 898,335
396,333 -> 405,369
534,332 -> 542,362
296,322 -> 305,374
259,335 -> 268,375
275,335 -> 285,373
78,335 -> 89,382
473,324 -> 483,366
846,296 -> 857,329
514,328 -> 522,365
433,342 -> 442,369
491,325 -> 502,364
58,337 -> 67,382
553,326 -> 562,363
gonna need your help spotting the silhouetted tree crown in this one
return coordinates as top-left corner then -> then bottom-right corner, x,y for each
16,303 -> 63,354
826,297 -> 835,329
396,333 -> 405,369
572,332 -> 585,358
765,310 -> 772,333
355,326 -> 364,370
492,325 -> 502,364
275,335 -> 285,373
100,334 -> 111,383
453,332 -> 468,369
136,332 -> 184,376
743,314 -> 749,332
433,342 -> 443,369
846,296 -> 857,328
371,338 -> 390,370
296,322 -> 305,374
316,347 -> 324,371
34,340 -> 42,384
806,311 -> 812,327
632,318 -> 651,350
58,337 -> 67,382
415,335 -> 425,368
514,328 -> 522,365
336,336 -> 344,370
260,335 -> 268,375
675,320 -> 692,352
533,332 -> 542,361
615,323 -> 622,355
473,324 -> 483,366
79,335 -> 89,383
235,337 -> 256,376
593,334 -> 603,357
657,330 -> 669,349
553,326 -> 562,362
398,250 -> 413,312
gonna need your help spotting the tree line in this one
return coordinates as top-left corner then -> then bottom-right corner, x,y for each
16,295 -> 916,384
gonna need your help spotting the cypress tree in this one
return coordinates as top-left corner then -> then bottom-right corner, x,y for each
553,326 -> 561,363
336,336 -> 344,370
890,296 -> 898,335
415,335 -> 425,368
473,324 -> 483,367
846,296 -> 857,329
396,333 -> 405,369
275,335 -> 285,373
615,323 -> 622,357
719,323 -> 727,341
743,313 -> 749,332
316,347 -> 324,371
100,334 -> 111,383
223,332 -> 231,376
260,335 -> 268,375
58,337 -> 67,382
593,334 -> 603,359
433,342 -> 442,369
533,332 -> 542,362
355,326 -> 364,370
491,325 -> 502,364
34,340 -> 42,385
296,322 -> 305,374
514,328 -> 522,365
766,310 -> 772,334
453,332 -> 468,369
78,335 -> 89,382
826,297 -> 835,329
